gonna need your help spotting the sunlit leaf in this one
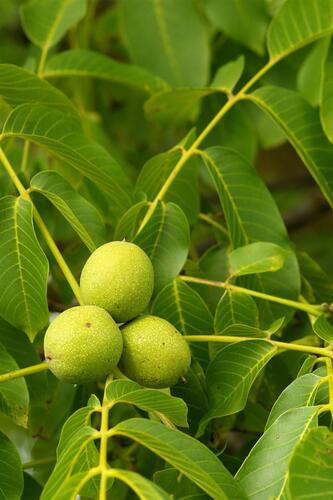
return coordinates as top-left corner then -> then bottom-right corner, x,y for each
135,150 -> 200,223
108,469 -> 170,500
198,340 -> 277,435
248,86 -> 333,209
31,170 -> 106,252
313,313 -> 333,342
202,146 -> 300,325
215,291 -> 259,333
0,342 -> 29,427
1,104 -> 133,217
229,242 -> 289,277
106,379 -> 188,427
41,426 -> 97,500
286,426 -> 333,499
267,0 -> 333,62
152,279 -> 213,368
0,432 -> 23,500
111,418 -> 246,499
134,202 -> 190,293
266,373 -> 323,429
235,406 -> 318,499
0,196 -> 48,341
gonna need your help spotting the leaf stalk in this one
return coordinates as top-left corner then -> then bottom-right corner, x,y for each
184,335 -> 333,360
179,275 -> 322,316
136,60 -> 276,234
0,362 -> 49,383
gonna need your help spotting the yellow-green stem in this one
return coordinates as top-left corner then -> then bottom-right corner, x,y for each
183,335 -> 333,359
37,45 -> 49,77
179,275 -> 322,316
99,404 -> 110,500
0,363 -> 49,383
136,60 -> 275,234
0,147 -> 83,304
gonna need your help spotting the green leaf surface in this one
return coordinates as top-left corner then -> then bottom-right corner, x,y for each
235,406 -> 319,499
198,340 -> 277,435
0,342 -> 29,427
267,0 -> 333,61
119,0 -> 210,87
152,279 -> 212,368
298,251 -> 333,303
285,426 -> 333,499
248,86 -> 333,209
0,196 -> 48,341
1,104 -> 132,217
111,418 -> 246,499
154,467 -> 208,499
203,146 -> 300,325
0,64 -> 76,114
229,241 -> 289,277
50,471 -> 97,500
41,426 -> 97,500
215,291 -> 259,333
321,40 -> 333,141
297,37 -> 330,106
0,432 -> 23,500
145,88 -> 215,123
109,469 -> 170,499
106,379 -> 188,427
205,0 -> 269,55
114,200 -> 148,242
0,317 -> 48,406
313,313 -> 333,342
135,150 -> 200,224
31,170 -> 106,252
211,56 -> 245,92
44,49 -> 168,94
134,202 -> 190,293
20,0 -> 87,49
171,362 -> 209,434
266,373 -> 323,429
57,405 -> 97,457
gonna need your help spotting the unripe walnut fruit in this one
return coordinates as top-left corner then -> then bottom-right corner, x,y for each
80,241 -> 154,323
44,305 -> 123,384
119,315 -> 191,388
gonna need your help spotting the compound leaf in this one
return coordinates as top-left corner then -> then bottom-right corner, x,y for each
1,104 -> 132,218
111,418 -> 246,499
235,406 -> 318,499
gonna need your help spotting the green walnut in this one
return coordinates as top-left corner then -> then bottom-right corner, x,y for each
119,315 -> 191,388
44,305 -> 123,384
80,241 -> 154,323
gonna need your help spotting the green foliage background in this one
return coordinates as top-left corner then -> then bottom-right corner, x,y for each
1,0 -> 333,498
